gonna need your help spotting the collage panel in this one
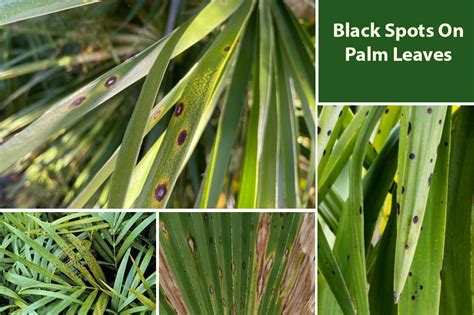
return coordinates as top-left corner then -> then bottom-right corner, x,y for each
0,211 -> 157,313
0,1 -> 315,210
317,106 -> 474,313
0,1 -> 317,314
159,212 -> 315,314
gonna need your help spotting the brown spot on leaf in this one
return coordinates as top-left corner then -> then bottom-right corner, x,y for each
68,96 -> 86,109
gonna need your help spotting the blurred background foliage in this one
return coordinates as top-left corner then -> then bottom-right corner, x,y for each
0,0 -> 315,208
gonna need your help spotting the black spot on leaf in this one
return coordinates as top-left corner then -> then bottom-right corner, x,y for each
68,96 -> 86,109
409,153 -> 415,160
174,102 -> 184,116
155,184 -> 167,201
177,130 -> 187,145
413,216 -> 419,224
104,75 -> 117,88
408,122 -> 412,135
427,107 -> 432,114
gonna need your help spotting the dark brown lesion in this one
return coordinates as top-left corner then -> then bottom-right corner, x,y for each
155,183 -> 168,201
104,75 -> 117,88
159,247 -> 189,314
68,96 -> 86,109
177,130 -> 188,145
174,102 -> 184,116
255,214 -> 271,300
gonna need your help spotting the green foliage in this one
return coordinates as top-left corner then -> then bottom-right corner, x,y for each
318,106 -> 474,314
0,212 -> 156,313
159,212 -> 315,314
0,0 -> 315,209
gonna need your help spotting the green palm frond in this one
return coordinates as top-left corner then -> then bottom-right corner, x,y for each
0,212 -> 156,313
159,212 -> 315,314
318,106 -> 474,314
0,0 -> 315,209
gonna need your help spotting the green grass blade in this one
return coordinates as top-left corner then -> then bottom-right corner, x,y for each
317,221 -> 356,315
256,79 -> 279,208
128,288 -> 156,310
66,233 -> 107,285
317,106 -> 344,166
78,289 -> 99,314
275,44 -> 300,208
108,23 -> 187,208
237,35 -> 260,208
43,287 -> 85,313
362,126 -> 399,247
0,0 -> 99,26
368,194 -> 397,315
112,247 -> 131,310
93,291 -> 109,315
440,107 -> 474,314
199,19 -> 255,208
0,247 -> 68,285
2,221 -> 85,286
136,2 -> 254,208
318,107 -> 371,201
28,215 -> 99,288
130,254 -> 156,302
393,106 -> 447,302
116,213 -> 156,261
0,0 -> 244,173
399,107 -> 451,313
373,107 -> 401,151
344,107 -> 384,313
159,289 -> 176,315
